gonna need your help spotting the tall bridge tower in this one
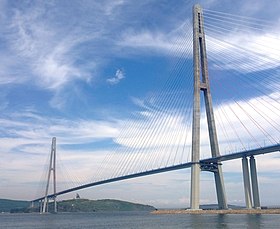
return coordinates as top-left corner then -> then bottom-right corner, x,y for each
190,4 -> 228,209
42,137 -> 57,213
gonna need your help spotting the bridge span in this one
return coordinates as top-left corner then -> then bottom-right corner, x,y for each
33,143 -> 280,203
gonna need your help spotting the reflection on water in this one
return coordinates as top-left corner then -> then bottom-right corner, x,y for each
216,214 -> 229,229
0,211 -> 279,228
245,214 -> 263,229
186,213 -> 270,229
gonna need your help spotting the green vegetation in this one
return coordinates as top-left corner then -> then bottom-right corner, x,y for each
0,199 -> 30,213
1,198 -> 155,213
56,199 -> 155,212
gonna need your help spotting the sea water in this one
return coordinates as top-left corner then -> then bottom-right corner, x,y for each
0,211 -> 279,229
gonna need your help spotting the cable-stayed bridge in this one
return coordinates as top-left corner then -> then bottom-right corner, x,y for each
33,5 -> 280,213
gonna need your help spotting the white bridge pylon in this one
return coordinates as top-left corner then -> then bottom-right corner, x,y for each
40,137 -> 57,214
190,4 -> 227,210
190,4 -> 261,210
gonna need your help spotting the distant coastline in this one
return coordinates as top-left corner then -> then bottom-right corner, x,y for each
0,198 -> 155,213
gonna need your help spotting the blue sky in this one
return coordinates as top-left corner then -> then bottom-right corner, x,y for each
0,0 -> 280,208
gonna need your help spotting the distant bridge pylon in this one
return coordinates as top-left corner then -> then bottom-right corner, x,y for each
39,137 -> 57,214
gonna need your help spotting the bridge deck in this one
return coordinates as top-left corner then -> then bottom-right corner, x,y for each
201,144 -> 280,163
33,144 -> 280,202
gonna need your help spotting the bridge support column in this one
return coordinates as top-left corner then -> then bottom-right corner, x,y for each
249,156 -> 261,209
190,163 -> 200,209
42,197 -> 47,213
54,196 -> 57,213
214,164 -> 228,209
242,157 -> 252,208
40,200 -> 43,214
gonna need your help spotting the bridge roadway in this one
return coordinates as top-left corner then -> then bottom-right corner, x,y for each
33,143 -> 280,202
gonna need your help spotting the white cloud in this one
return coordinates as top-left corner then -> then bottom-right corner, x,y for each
203,11 -> 280,72
0,0 -> 279,96
0,111 -> 119,155
0,1 -> 101,94
106,91 -> 280,163
9,10 -> 90,90
81,89 -> 280,185
104,0 -> 125,16
119,20 -> 193,57
35,52 -> 80,90
107,69 -> 125,85
206,33 -> 280,73
117,6 -> 280,73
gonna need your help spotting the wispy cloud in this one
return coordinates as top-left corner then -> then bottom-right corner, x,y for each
107,69 -> 125,85
8,6 -> 91,91
0,0 -> 279,95
206,29 -> 280,72
119,20 -> 193,57
202,5 -> 280,72
0,110 -> 119,155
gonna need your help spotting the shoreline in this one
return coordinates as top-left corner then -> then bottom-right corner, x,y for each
152,208 -> 280,215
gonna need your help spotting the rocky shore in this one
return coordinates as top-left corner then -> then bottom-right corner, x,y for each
152,208 -> 280,215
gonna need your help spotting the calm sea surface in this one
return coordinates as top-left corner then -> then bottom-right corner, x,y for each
0,211 -> 279,229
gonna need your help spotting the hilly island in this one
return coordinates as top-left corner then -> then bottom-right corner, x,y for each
0,198 -> 155,213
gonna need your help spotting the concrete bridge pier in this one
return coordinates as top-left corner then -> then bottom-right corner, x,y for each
242,157 -> 253,208
249,156 -> 261,209
242,156 -> 261,209
39,200 -> 43,213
